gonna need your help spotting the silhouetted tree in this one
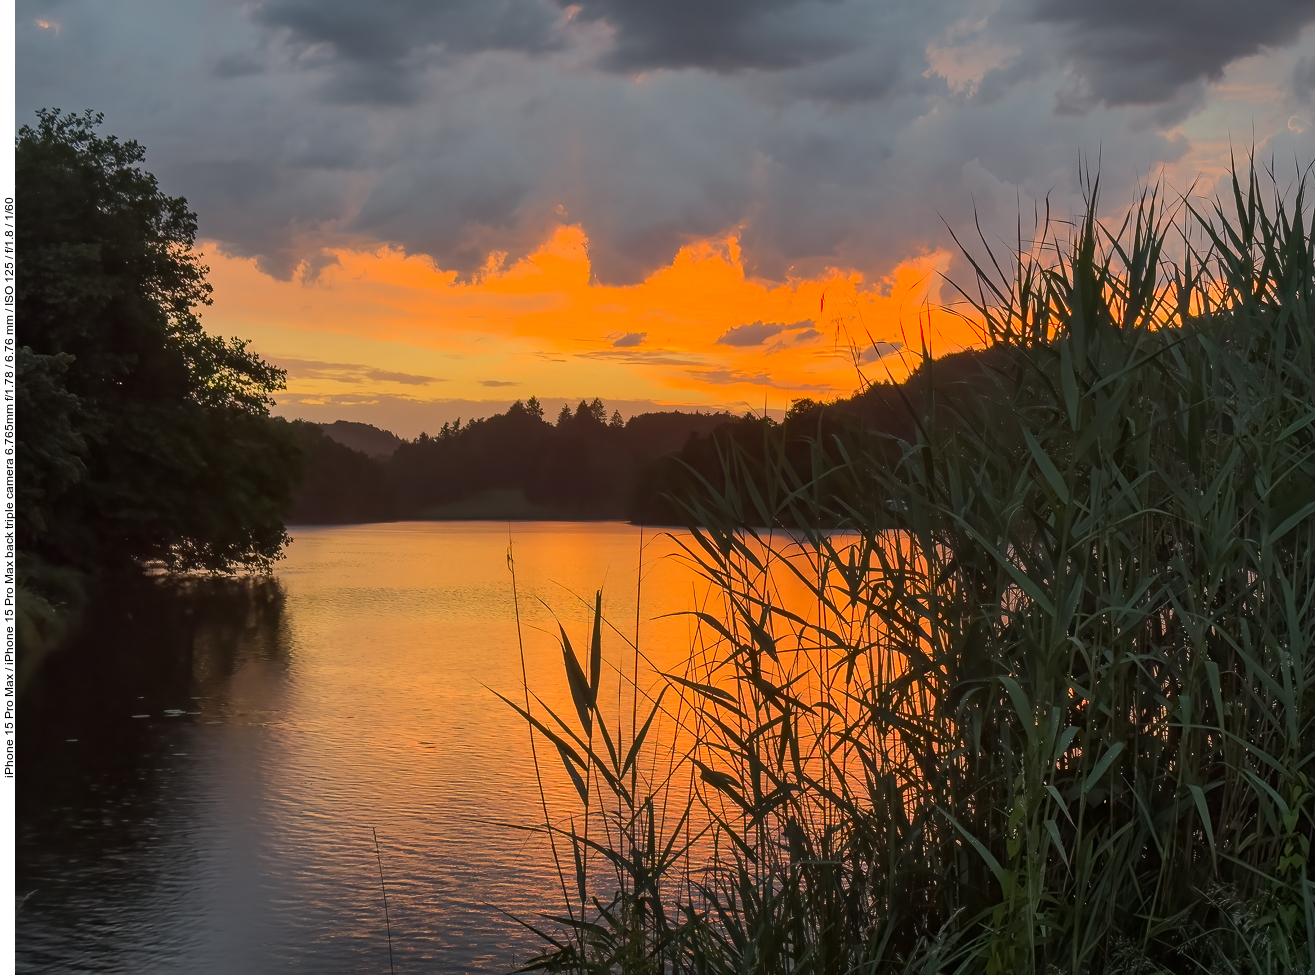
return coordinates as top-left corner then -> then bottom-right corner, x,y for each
17,109 -> 299,572
576,398 -> 607,426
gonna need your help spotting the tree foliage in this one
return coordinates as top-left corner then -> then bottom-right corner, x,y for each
284,420 -> 394,524
17,110 -> 300,572
399,400 -> 744,520
281,402 -> 740,524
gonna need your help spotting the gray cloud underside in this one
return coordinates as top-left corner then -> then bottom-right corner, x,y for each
16,0 -> 1315,287
695,368 -> 833,390
1031,0 -> 1315,108
1296,56 -> 1315,102
272,356 -> 445,385
576,348 -> 705,367
565,0 -> 859,73
249,0 -> 568,104
241,0 -> 1315,97
718,319 -> 815,346
859,340 -> 903,363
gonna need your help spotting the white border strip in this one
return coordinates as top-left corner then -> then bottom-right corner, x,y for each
2,0 -> 17,970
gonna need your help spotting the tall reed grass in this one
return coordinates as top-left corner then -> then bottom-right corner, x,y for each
505,161 -> 1315,974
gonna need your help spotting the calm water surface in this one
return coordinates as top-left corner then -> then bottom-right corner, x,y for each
17,522 -> 709,974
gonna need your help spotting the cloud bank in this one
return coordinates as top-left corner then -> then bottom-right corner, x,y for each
17,0 -> 1315,290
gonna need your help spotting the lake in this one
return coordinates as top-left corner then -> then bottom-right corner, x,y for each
17,521 -> 714,974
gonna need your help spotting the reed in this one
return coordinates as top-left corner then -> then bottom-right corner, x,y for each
504,159 -> 1315,974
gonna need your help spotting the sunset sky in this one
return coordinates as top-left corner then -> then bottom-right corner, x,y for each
16,0 -> 1315,436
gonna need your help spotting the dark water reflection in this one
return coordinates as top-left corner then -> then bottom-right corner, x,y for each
17,577 -> 299,972
17,522 -> 702,974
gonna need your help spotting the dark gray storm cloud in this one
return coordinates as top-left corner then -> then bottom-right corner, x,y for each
213,52 -> 265,79
237,0 -> 1315,110
250,0 -> 566,102
15,0 -> 1315,293
559,0 -> 856,73
1032,0 -> 1315,109
1297,55 -> 1315,101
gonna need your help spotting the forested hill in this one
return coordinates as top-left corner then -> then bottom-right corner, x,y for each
318,420 -> 404,459
286,398 -> 738,523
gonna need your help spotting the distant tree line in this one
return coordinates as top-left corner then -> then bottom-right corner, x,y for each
286,355 -> 989,527
285,398 -> 740,524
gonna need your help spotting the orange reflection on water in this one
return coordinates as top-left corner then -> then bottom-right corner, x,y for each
496,526 -> 953,924
222,521 -> 953,967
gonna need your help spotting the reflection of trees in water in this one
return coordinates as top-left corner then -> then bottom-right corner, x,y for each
25,572 -> 290,722
17,574 -> 291,972
161,575 -> 291,689
99,574 -> 286,687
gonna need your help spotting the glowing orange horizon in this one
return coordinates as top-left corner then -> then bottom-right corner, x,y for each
200,224 -> 984,418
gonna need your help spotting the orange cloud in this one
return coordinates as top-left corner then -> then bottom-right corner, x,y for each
201,226 -> 980,416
